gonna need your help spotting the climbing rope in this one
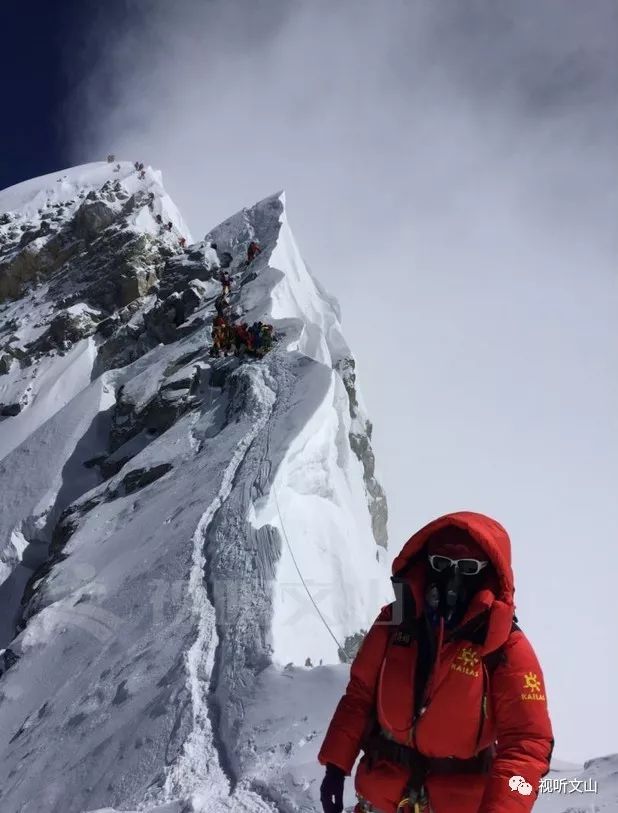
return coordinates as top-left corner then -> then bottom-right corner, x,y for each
272,485 -> 350,663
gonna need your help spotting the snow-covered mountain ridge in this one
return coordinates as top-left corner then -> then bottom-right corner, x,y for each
0,161 -> 389,812
0,162 -> 613,813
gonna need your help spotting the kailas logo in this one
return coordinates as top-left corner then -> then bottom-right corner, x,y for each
392,629 -> 413,647
521,671 -> 545,701
451,646 -> 480,677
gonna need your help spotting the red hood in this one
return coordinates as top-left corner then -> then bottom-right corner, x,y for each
392,511 -> 516,653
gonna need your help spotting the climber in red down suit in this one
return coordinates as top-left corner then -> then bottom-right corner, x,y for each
318,511 -> 553,813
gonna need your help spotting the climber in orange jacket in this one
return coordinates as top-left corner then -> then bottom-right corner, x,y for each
318,511 -> 553,813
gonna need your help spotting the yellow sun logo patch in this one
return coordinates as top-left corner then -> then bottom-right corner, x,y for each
450,646 -> 480,677
459,647 -> 480,667
521,672 -> 545,701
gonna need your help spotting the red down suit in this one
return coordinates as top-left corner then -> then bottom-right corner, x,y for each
318,511 -> 553,813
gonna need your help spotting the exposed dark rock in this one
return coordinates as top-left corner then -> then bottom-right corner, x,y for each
219,251 -> 233,268
336,356 -> 388,549
109,379 -> 201,453
118,268 -> 158,306
18,548 -> 69,627
118,300 -> 143,322
0,220 -> 82,302
0,648 -> 19,678
141,292 -> 188,344
83,454 -> 108,469
349,431 -> 388,549
101,455 -> 132,479
94,325 -> 154,375
112,680 -> 130,705
72,200 -> 116,242
126,322 -> 144,340
29,307 -> 99,353
4,318 -> 20,333
18,228 -> 40,249
158,249 -> 218,298
0,245 -> 42,301
209,357 -> 239,389
9,345 -> 31,366
176,315 -> 205,338
42,225 -> 163,315
161,366 -> 201,393
96,429 -> 156,479
0,352 -> 13,375
163,348 -> 204,376
0,402 -> 22,417
181,280 -> 207,316
56,292 -> 83,310
338,629 -> 367,663
96,314 -> 121,338
109,463 -> 173,499
50,508 -> 82,556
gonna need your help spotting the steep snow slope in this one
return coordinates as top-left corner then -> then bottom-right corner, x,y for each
0,163 -> 388,813
0,161 -> 192,584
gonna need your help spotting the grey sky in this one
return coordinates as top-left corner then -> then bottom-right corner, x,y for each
68,0 -> 617,762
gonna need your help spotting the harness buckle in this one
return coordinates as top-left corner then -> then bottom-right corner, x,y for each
397,786 -> 428,812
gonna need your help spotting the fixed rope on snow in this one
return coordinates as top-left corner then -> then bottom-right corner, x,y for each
272,485 -> 350,664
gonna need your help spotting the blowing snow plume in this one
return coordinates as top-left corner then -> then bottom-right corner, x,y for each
0,161 -> 389,813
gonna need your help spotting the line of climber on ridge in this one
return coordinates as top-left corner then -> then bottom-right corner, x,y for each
209,241 -> 274,359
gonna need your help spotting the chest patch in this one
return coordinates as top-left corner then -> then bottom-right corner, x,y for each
450,645 -> 481,677
392,629 -> 414,647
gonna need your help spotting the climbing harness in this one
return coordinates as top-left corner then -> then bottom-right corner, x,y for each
397,798 -> 425,813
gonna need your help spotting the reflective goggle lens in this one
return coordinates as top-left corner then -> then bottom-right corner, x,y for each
428,555 -> 488,575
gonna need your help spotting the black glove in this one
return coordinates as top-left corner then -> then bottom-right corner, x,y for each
320,763 -> 345,813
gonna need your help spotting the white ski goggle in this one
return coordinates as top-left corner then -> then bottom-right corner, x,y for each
428,555 -> 489,576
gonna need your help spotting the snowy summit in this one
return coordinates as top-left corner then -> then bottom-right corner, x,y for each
0,161 -> 389,813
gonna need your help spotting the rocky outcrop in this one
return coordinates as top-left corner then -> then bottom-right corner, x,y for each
0,183 -> 171,308
0,352 -> 13,375
109,367 -> 202,453
0,402 -> 22,417
142,284 -> 207,344
158,246 -> 220,298
94,279 -> 209,375
338,628 -> 368,662
29,307 -> 100,353
108,463 -> 174,499
94,322 -> 150,374
117,267 -> 158,306
54,230 -> 164,312
336,355 -> 388,548
0,244 -> 45,301
72,199 -> 116,242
